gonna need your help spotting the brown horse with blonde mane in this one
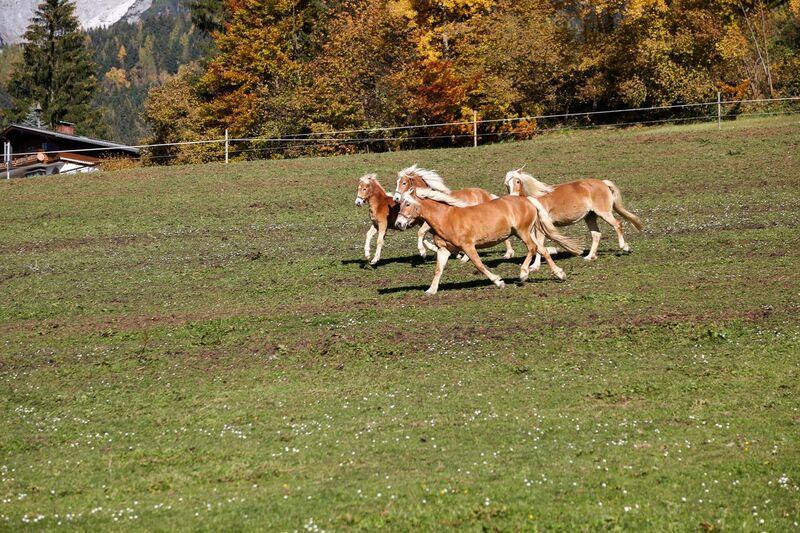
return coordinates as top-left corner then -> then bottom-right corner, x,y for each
393,165 -> 515,260
355,173 -> 436,264
395,188 -> 583,295
504,169 -> 643,268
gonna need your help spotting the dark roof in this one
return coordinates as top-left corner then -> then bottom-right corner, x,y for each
0,123 -> 140,155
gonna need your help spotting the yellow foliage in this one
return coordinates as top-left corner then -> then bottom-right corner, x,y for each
104,67 -> 130,89
386,0 -> 416,21
791,0 -> 800,21
625,0 -> 668,19
717,23 -> 748,62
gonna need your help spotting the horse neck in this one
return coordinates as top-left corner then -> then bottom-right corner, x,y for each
413,176 -> 429,190
368,182 -> 388,212
417,198 -> 453,236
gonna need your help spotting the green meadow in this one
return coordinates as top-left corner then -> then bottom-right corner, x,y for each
1,116 -> 798,530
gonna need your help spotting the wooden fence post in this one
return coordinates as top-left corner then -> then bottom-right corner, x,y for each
4,142 -> 10,179
473,110 -> 478,148
224,129 -> 229,163
717,92 -> 721,131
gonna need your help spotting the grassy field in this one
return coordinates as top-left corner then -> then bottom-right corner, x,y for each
1,116 -> 799,530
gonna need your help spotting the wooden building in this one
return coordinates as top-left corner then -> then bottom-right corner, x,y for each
1,123 -> 139,178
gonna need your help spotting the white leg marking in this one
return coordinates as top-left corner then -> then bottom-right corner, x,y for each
364,226 -> 377,259
503,240 -> 515,259
585,231 -> 601,261
426,247 -> 451,295
417,223 -> 430,258
371,234 -> 385,265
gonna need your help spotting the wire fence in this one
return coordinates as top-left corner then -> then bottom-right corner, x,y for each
5,95 -> 800,171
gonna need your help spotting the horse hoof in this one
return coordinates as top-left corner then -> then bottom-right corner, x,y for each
554,270 -> 566,281
496,280 -> 506,289
622,245 -> 631,253
370,259 -> 379,266
424,289 -> 437,296
519,274 -> 529,283
584,255 -> 597,261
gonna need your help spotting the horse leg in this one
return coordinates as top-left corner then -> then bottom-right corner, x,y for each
417,222 -> 431,258
530,228 -> 565,280
370,221 -> 387,265
529,229 -> 544,271
584,213 -> 602,261
364,225 -> 377,260
425,247 -> 451,295
502,239 -> 515,259
462,245 -> 505,288
516,231 -> 537,282
596,210 -> 629,252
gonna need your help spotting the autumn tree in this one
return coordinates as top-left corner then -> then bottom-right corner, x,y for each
142,65 -> 223,164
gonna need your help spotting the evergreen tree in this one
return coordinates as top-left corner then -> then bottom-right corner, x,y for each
20,103 -> 44,128
9,0 -> 105,136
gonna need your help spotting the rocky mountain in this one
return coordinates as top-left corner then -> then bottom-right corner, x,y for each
0,0 -> 153,45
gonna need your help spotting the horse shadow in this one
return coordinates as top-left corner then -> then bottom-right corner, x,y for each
377,275 -> 554,295
341,254 -> 428,269
480,250 -> 577,268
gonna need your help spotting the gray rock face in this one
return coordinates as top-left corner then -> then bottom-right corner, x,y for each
0,0 -> 153,45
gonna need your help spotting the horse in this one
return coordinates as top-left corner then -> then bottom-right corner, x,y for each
395,187 -> 583,295
504,169 -> 643,268
393,164 -> 516,260
354,173 -> 436,265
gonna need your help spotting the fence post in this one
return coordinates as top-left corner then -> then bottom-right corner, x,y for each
717,92 -> 721,131
473,110 -> 478,148
4,142 -> 10,179
224,129 -> 229,163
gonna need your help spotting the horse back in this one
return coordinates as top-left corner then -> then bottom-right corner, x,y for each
541,179 -> 613,220
450,187 -> 494,205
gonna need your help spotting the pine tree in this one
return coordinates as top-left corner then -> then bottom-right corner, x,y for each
9,0 -> 105,136
20,103 -> 44,128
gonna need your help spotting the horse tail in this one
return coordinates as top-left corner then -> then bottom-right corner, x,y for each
603,180 -> 643,231
527,197 -> 583,256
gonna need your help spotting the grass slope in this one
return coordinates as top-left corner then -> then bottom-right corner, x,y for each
1,116 -> 799,530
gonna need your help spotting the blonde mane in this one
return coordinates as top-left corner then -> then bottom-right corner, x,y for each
402,188 -> 472,208
360,173 -> 390,195
398,164 -> 451,194
504,169 -> 554,198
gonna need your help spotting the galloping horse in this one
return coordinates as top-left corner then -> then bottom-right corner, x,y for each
355,174 -> 436,265
393,165 -> 516,260
504,170 -> 643,267
395,188 -> 583,295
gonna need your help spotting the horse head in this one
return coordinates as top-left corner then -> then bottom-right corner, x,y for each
395,189 -> 421,230
355,173 -> 378,206
504,169 -> 525,196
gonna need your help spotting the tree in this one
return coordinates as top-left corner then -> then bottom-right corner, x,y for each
142,65 -> 223,164
9,0 -> 105,136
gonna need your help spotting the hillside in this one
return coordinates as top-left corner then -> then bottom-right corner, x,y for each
0,0 -> 152,45
87,0 -> 209,143
0,116 -> 798,529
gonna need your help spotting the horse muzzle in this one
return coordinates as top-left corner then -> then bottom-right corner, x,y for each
355,197 -> 364,207
392,193 -> 401,203
395,217 -> 409,230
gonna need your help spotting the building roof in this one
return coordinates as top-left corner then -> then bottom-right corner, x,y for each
0,123 -> 140,155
